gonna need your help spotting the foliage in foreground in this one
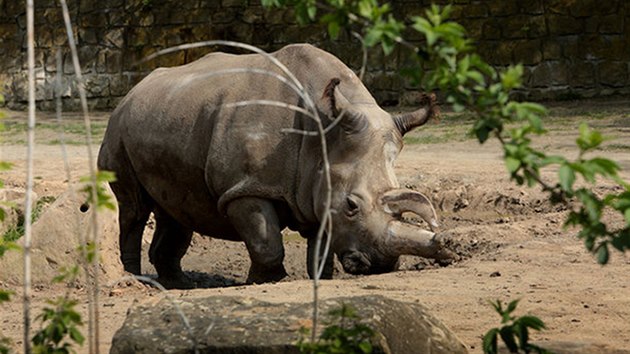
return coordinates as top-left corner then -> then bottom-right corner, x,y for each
298,304 -> 375,354
32,298 -> 85,354
262,0 -> 630,264
483,300 -> 551,354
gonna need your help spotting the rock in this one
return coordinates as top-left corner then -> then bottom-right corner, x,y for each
111,295 -> 468,354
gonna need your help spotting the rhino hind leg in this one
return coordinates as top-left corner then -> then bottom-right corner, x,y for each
105,152 -> 153,276
149,206 -> 195,289
226,198 -> 288,284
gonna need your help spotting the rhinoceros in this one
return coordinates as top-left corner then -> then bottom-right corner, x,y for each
97,43 -> 456,288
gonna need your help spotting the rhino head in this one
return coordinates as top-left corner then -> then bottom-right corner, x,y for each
310,78 -> 456,275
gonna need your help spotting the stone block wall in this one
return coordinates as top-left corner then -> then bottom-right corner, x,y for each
0,0 -> 628,110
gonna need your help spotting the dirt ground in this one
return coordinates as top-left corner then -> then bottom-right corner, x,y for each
1,98 -> 630,353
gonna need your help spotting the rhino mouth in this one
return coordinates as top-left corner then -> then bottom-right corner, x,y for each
340,250 -> 398,275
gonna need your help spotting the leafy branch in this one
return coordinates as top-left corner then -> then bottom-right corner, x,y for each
31,297 -> 85,354
298,303 -> 374,354
483,299 -> 551,354
262,0 -> 630,264
79,170 -> 117,212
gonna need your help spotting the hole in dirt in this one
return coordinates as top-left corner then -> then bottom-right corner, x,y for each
79,203 -> 90,213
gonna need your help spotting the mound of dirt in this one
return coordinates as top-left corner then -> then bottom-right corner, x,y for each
0,186 -> 124,286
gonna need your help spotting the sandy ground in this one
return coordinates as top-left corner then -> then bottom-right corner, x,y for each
1,99 -> 630,353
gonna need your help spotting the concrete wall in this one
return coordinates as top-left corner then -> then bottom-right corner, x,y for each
0,0 -> 628,110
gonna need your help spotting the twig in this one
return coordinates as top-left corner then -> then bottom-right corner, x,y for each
137,41 -> 312,106
351,32 -> 368,81
23,0 -> 35,352
281,110 -> 347,136
185,68 -> 303,100
493,131 -> 559,194
58,0 -> 101,352
224,100 -> 316,120
55,49 -> 74,187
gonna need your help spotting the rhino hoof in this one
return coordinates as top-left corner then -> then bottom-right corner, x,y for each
246,264 -> 288,284
156,274 -> 196,290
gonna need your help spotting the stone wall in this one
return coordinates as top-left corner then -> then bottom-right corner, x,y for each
0,0 -> 628,110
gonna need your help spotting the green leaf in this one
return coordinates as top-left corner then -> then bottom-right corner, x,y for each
358,341 -> 372,353
357,0 -> 372,18
576,123 -> 605,152
505,157 -> 521,174
0,161 -> 13,171
381,39 -> 394,55
475,126 -> 490,143
327,21 -> 340,39
499,327 -> 519,352
625,209 -> 630,224
588,157 -> 620,177
500,65 -> 523,90
540,155 -> 565,166
363,27 -> 383,47
307,3 -> 317,20
506,299 -> 519,314
517,315 -> 546,331
0,290 -> 12,302
482,328 -> 499,354
597,243 -> 609,264
559,164 -> 575,192
69,327 -> 85,345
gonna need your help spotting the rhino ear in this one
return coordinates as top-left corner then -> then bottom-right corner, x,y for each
393,93 -> 439,136
322,78 -> 367,134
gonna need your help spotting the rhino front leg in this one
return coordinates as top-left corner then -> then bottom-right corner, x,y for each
226,197 -> 288,284
149,206 -> 195,289
307,235 -> 334,280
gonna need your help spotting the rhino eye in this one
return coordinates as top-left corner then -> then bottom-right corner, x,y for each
346,195 -> 360,217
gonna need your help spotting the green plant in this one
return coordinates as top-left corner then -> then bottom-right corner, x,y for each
80,170 -> 116,212
298,304 -> 375,354
483,300 -> 551,354
31,297 -> 85,354
0,161 -> 13,223
2,196 -> 56,242
261,1 -> 630,264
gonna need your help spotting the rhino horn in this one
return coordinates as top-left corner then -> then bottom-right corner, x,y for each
386,221 -> 458,260
381,189 -> 439,231
393,92 -> 439,136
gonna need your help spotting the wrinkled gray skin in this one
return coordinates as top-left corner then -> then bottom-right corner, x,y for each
98,44 -> 456,289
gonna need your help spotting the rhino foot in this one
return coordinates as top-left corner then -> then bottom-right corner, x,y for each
121,257 -> 141,276
156,272 -> 196,290
246,264 -> 288,284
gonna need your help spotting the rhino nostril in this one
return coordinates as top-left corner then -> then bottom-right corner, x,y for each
341,251 -> 371,274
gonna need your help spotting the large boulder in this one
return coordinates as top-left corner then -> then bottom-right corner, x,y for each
0,186 -> 123,285
111,295 -> 468,354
